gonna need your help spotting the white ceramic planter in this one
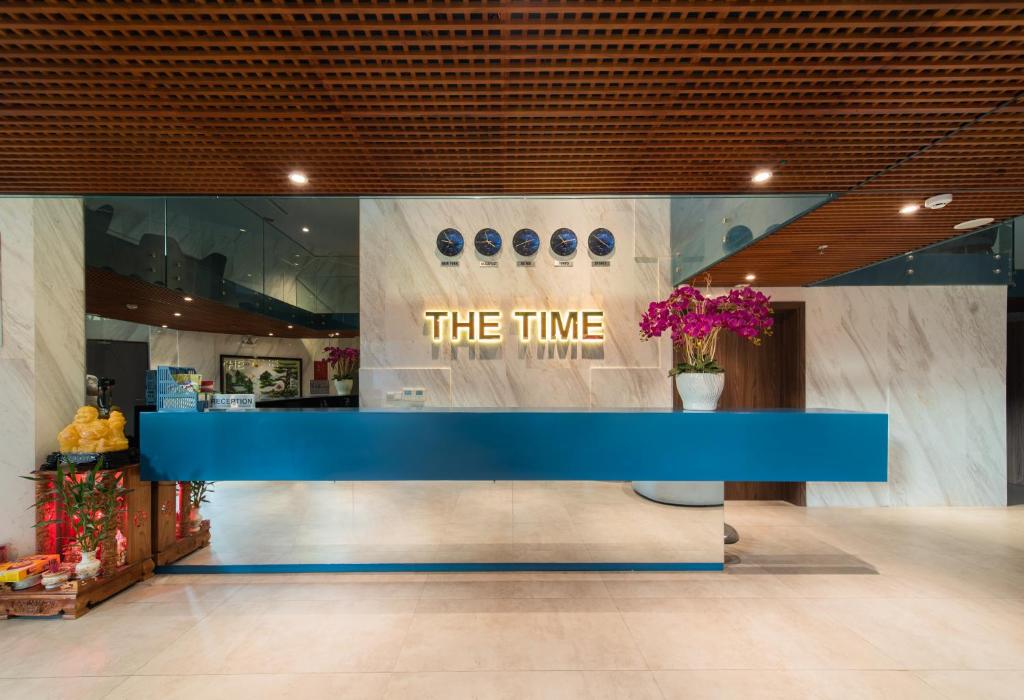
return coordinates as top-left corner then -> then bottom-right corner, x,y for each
188,507 -> 203,534
334,378 -> 354,396
675,372 -> 725,411
75,549 -> 101,581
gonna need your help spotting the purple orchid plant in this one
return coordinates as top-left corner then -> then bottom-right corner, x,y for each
324,346 -> 360,381
639,280 -> 774,374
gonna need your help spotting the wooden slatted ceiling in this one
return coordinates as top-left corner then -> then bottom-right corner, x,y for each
2,1 -> 1024,284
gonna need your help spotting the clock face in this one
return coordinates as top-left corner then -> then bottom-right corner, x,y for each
550,228 -> 578,257
588,228 -> 616,256
474,228 -> 503,256
436,228 -> 464,257
512,228 -> 541,257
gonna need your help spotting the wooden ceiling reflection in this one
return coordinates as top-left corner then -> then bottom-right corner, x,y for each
3,1 -> 1024,283
86,267 -> 353,339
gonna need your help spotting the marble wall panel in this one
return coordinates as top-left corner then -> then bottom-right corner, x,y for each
360,198 -> 673,411
762,285 -> 1006,507
147,328 -> 358,394
359,367 -> 452,408
0,198 -> 84,557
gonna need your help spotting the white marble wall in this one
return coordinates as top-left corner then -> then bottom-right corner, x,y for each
148,328 -> 358,394
359,198 -> 674,409
0,198 -> 84,557
760,286 -> 1006,507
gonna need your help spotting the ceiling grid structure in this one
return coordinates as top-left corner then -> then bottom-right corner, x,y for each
1,1 -> 1023,284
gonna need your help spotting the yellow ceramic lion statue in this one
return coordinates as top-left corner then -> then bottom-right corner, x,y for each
58,406 -> 129,454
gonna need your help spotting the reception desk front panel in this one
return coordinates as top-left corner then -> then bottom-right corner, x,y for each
141,408 -> 887,483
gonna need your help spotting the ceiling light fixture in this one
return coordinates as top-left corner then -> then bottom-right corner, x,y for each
745,273 -> 756,281
288,171 -> 309,185
183,296 -> 193,302
899,203 -> 920,215
287,325 -> 294,329
173,312 -> 182,317
125,303 -> 138,310
954,217 -> 995,231
161,324 -> 168,328
268,332 -> 274,336
925,193 -> 953,210
301,226 -> 310,233
751,169 -> 773,184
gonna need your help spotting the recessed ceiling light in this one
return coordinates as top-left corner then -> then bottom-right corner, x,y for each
287,325 -> 294,329
125,303 -> 138,310
954,217 -> 995,231
161,324 -> 168,328
751,169 -> 773,184
183,296 -> 193,302
745,273 -> 756,281
899,203 -> 920,215
288,171 -> 308,185
301,226 -> 310,233
173,312 -> 182,317
268,332 -> 274,336
925,193 -> 953,210
239,228 -> 247,233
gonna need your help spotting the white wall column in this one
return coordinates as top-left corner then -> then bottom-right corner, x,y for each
0,197 -> 84,557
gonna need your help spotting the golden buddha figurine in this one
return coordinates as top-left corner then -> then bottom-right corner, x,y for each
58,406 -> 128,453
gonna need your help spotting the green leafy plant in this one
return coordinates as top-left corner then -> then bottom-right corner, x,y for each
25,457 -> 130,553
188,481 -> 214,510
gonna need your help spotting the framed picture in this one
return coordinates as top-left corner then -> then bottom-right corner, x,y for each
220,355 -> 302,400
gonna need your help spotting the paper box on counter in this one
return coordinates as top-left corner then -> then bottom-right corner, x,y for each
0,554 -> 60,582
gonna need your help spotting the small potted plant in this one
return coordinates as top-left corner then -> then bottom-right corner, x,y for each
187,480 -> 213,534
27,457 -> 130,581
640,278 -> 774,410
324,346 -> 359,396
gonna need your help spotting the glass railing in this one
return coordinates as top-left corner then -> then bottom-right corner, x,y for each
84,196 -> 359,331
815,217 -> 1016,286
670,194 -> 831,286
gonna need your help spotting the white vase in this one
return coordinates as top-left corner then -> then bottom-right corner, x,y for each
675,372 -> 725,411
188,507 -> 203,534
633,481 -> 725,506
75,549 -> 101,581
334,378 -> 354,396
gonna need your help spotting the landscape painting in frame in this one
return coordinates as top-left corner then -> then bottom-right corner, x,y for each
220,355 -> 302,400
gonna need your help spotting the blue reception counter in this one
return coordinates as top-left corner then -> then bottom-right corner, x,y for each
140,408 -> 887,483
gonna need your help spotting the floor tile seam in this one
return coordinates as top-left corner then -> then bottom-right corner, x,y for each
777,597 -> 911,670
609,595 -> 656,674
95,674 -> 132,700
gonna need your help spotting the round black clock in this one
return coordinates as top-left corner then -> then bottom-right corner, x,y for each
436,228 -> 464,257
550,228 -> 578,257
474,228 -> 502,256
512,228 -> 540,257
588,228 -> 616,256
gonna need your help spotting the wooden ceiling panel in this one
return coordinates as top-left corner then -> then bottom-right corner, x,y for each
86,267 -> 354,339
2,1 -> 1024,283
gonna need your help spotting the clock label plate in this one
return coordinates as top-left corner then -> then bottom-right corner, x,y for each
479,261 -> 498,268
592,260 -> 611,267
517,261 -> 535,268
440,260 -> 460,268
554,260 -> 574,268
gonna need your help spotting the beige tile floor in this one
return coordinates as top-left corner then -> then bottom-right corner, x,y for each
2,496 -> 1024,699
178,481 -> 724,565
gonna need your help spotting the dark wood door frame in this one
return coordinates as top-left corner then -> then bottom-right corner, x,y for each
672,301 -> 807,505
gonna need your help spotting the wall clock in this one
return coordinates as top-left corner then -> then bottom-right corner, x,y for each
436,228 -> 464,257
550,228 -> 578,257
588,228 -> 615,256
512,228 -> 541,257
474,228 -> 503,256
